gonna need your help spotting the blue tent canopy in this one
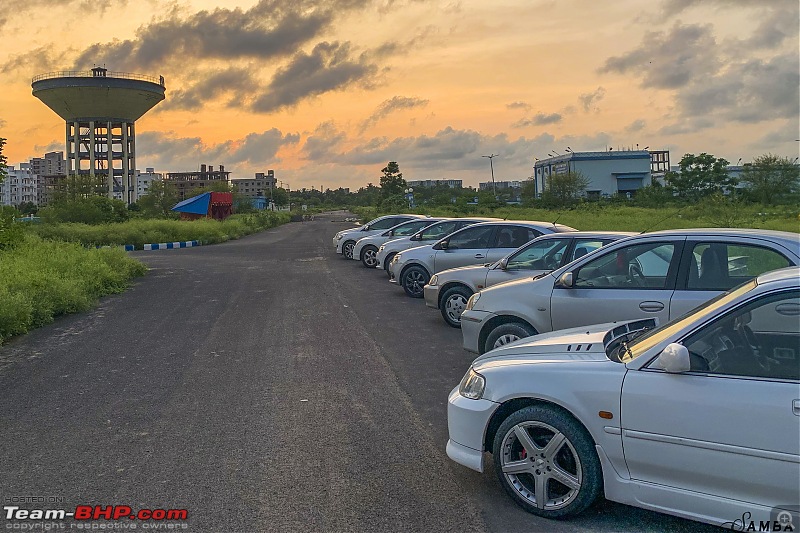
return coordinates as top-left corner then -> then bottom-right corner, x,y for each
172,192 -> 210,215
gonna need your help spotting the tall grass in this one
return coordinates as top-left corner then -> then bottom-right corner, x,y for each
0,234 -> 148,343
31,211 -> 291,248
351,203 -> 799,233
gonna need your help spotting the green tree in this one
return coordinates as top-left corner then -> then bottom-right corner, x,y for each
665,153 -> 734,199
541,171 -> 590,207
379,161 -> 406,199
271,187 -> 288,207
0,138 -> 7,185
740,153 -> 800,205
137,180 -> 179,218
39,196 -> 130,224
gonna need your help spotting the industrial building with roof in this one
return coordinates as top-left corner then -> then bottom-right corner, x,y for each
533,150 -> 671,198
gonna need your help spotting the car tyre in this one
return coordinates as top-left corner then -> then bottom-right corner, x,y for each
360,245 -> 379,268
384,253 -> 397,276
342,241 -> 356,260
485,322 -> 535,353
492,405 -> 602,519
440,286 -> 473,328
401,265 -> 429,298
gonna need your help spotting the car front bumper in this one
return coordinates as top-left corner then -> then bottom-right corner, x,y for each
460,309 -> 493,353
423,284 -> 440,309
446,386 -> 498,473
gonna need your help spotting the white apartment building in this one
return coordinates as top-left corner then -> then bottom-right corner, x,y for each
136,168 -> 163,198
1,164 -> 39,206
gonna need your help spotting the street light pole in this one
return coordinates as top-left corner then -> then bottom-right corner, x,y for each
482,154 -> 498,196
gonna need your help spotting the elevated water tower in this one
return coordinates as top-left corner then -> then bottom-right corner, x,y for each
32,67 -> 166,204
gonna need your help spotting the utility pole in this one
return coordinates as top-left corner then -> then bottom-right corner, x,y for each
482,154 -> 498,196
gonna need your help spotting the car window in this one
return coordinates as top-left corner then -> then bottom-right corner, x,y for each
506,238 -> 570,270
446,226 -> 495,250
419,221 -> 459,240
492,226 -> 540,249
392,220 -> 432,236
569,239 -> 607,262
574,242 -> 676,289
681,290 -> 799,380
687,242 -> 791,291
369,217 -> 404,230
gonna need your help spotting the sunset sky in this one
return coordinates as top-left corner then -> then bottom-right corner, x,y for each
1,0 -> 798,190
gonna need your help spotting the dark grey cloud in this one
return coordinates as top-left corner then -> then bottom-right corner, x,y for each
753,121 -> 800,151
360,96 -> 429,131
625,119 -> 646,133
71,1 -> 337,71
229,129 -> 301,164
0,0 -> 125,27
729,4 -> 799,52
512,113 -> 563,128
159,67 -> 260,111
579,87 -> 606,112
302,121 -> 348,161
4,0 -> 371,73
506,101 -> 531,111
657,117 -> 715,135
137,128 -> 299,171
676,53 -> 799,123
600,23 -> 719,89
0,117 -> 7,128
251,41 -> 382,113
661,0 -> 793,17
33,140 -> 63,153
301,125 -> 612,176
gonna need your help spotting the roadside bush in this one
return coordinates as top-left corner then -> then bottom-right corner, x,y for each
0,206 -> 25,250
30,211 -> 291,249
0,235 -> 148,343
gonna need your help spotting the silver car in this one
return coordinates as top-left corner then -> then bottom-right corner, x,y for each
425,231 -> 634,327
390,221 -> 577,298
460,229 -> 800,354
351,218 -> 443,268
333,213 -> 426,259
374,217 -> 499,273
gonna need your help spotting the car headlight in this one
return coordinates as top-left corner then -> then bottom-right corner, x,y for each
458,368 -> 485,400
428,274 -> 439,286
378,244 -> 385,252
392,254 -> 401,264
336,233 -> 344,240
465,292 -> 481,311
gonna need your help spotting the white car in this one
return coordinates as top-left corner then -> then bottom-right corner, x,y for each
461,229 -> 800,354
333,214 -> 425,259
447,266 -> 799,527
389,221 -> 576,298
351,218 -> 443,268
374,217 -> 499,273
425,231 -> 634,327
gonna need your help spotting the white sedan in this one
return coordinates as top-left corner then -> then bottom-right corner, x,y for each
447,266 -> 799,527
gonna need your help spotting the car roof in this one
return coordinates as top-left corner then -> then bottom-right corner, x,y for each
756,266 -> 800,286
535,230 -> 636,239
456,220 -> 577,230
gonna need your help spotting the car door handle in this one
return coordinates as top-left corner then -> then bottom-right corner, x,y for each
793,400 -> 800,416
639,301 -> 665,312
474,253 -> 486,259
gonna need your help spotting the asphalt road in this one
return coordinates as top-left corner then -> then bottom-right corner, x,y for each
0,212 -> 720,533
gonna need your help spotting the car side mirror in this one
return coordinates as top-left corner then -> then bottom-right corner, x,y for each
439,240 -> 449,250
498,257 -> 509,270
555,271 -> 574,288
655,343 -> 691,373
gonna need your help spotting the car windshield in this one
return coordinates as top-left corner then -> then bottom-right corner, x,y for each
608,279 -> 758,363
392,220 -> 433,236
418,221 -> 459,240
